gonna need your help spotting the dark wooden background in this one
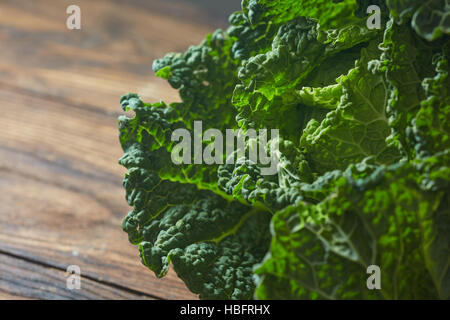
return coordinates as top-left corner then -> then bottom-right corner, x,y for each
0,0 -> 240,299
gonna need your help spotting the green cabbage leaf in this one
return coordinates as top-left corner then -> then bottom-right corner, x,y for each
118,0 -> 449,299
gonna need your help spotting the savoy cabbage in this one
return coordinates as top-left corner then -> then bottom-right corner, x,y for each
118,0 -> 449,299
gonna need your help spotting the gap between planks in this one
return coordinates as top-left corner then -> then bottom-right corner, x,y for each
0,250 -> 157,300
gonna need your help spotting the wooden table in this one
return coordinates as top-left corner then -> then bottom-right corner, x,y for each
0,0 -> 238,300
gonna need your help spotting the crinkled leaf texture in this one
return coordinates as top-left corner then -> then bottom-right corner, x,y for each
387,0 -> 450,41
119,94 -> 272,299
254,158 -> 449,299
119,0 -> 450,299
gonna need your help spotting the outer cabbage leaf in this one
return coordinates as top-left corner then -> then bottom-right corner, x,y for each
300,41 -> 401,174
152,30 -> 239,129
119,95 -> 272,299
119,0 -> 450,301
119,94 -> 222,193
255,159 -> 449,299
233,18 -> 325,110
377,19 -> 442,158
387,0 -> 450,41
217,135 -> 356,214
227,11 -> 279,61
233,17 -> 375,141
124,173 -> 272,299
242,0 -> 362,30
217,136 -> 318,212
410,46 -> 450,158
297,84 -> 343,110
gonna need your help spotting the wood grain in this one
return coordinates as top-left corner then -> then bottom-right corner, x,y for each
0,87 -> 197,300
0,252 -> 150,300
0,0 -> 240,299
0,0 -> 221,109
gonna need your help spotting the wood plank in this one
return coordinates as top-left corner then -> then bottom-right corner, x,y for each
0,252 -> 150,300
0,0 -> 241,300
0,87 -> 197,299
0,0 -> 236,111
